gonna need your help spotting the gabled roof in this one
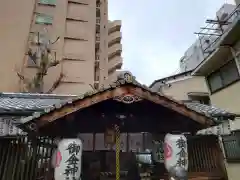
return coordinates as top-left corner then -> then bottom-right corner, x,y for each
149,70 -> 193,88
0,81 -> 235,135
16,78 -> 228,132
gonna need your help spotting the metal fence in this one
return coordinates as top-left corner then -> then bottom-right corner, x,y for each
0,136 -> 56,180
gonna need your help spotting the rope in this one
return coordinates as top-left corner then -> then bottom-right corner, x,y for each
115,125 -> 120,180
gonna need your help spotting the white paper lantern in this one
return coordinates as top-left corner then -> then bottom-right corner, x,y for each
164,133 -> 188,172
54,138 -> 83,180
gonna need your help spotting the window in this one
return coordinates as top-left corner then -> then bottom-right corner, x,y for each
188,95 -> 210,105
96,18 -> 100,24
35,14 -> 53,25
96,9 -> 100,17
29,32 -> 45,44
207,60 -> 240,93
39,0 -> 56,5
96,37 -> 100,41
96,25 -> 100,33
94,83 -> 99,89
208,71 -> 222,92
222,133 -> 240,162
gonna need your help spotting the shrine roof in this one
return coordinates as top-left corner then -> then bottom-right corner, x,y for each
0,78 -> 235,130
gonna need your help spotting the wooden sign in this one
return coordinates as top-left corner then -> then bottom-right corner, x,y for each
104,128 -> 116,145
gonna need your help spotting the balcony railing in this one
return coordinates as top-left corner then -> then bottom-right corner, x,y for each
195,4 -> 240,57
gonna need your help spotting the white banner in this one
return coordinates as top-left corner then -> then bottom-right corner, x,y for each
95,133 -> 109,150
196,121 -> 231,135
129,133 -> 143,152
78,133 -> 93,151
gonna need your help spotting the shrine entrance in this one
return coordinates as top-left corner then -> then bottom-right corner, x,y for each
15,81 -> 227,180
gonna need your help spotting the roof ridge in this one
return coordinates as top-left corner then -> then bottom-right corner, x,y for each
0,92 -> 77,99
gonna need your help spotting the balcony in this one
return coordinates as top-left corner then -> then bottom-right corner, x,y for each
68,0 -> 88,5
108,20 -> 121,34
108,31 -> 121,47
108,44 -> 122,59
108,56 -> 123,71
108,62 -> 123,75
192,5 -> 240,75
193,46 -> 231,75
96,33 -> 100,42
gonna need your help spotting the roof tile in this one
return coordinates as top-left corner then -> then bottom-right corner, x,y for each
0,78 -> 235,125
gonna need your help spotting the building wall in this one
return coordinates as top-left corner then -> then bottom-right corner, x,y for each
210,82 -> 240,114
235,0 -> 240,5
152,76 -> 208,101
207,38 -> 240,116
0,0 -> 35,92
0,0 -> 122,94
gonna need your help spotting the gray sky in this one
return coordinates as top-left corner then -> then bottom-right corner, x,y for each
108,0 -> 235,85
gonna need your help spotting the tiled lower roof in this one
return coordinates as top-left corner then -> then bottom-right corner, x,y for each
0,93 -> 75,113
184,102 -> 235,121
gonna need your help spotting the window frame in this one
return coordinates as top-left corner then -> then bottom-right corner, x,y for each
38,0 -> 56,6
222,132 -> 240,163
207,60 -> 240,94
35,13 -> 53,25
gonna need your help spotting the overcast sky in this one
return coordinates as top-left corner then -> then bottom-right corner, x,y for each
108,0 -> 235,85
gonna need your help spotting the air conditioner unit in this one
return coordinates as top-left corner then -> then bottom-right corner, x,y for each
219,12 -> 228,21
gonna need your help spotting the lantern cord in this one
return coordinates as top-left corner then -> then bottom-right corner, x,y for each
115,125 -> 120,180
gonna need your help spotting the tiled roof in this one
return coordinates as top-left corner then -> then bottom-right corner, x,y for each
0,78 -> 235,126
184,102 -> 235,121
0,93 -> 75,113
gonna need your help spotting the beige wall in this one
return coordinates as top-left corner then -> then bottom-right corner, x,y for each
210,82 -> 240,114
0,0 -> 122,94
158,76 -> 208,100
0,0 -> 35,92
225,163 -> 239,180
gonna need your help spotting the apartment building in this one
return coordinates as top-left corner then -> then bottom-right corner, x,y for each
151,4 -> 240,180
236,0 -> 240,6
0,0 -> 122,94
180,3 -> 236,72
